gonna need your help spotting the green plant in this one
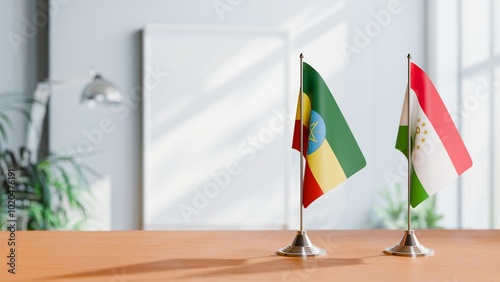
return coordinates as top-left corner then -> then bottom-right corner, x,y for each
0,92 -> 93,230
0,148 -> 93,230
373,182 -> 444,229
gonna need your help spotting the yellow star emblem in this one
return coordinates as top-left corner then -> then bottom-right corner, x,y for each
421,138 -> 426,143
423,130 -> 428,135
309,121 -> 318,143
421,122 -> 426,127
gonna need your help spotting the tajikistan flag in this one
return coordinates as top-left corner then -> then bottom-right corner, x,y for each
396,62 -> 473,208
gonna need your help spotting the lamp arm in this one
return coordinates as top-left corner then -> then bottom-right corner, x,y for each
25,82 -> 51,162
25,68 -> 95,161
25,68 -> 121,161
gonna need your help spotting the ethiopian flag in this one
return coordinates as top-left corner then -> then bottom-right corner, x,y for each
292,62 -> 366,208
396,62 -> 472,208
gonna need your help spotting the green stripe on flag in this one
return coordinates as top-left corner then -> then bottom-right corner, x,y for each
410,167 -> 429,208
302,62 -> 365,177
395,125 -> 408,158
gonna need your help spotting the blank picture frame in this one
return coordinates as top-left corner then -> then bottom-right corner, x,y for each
142,24 -> 292,229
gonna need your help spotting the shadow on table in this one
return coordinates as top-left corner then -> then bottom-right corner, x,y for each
42,258 -> 248,280
181,256 -> 371,280
40,255 -> 378,280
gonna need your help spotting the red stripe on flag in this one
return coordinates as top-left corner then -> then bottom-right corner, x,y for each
303,163 -> 324,208
411,63 -> 473,174
292,120 -> 309,157
293,120 -> 323,207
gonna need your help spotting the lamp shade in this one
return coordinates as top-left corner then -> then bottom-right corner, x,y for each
81,74 -> 122,105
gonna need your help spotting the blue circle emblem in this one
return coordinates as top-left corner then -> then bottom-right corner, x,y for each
307,110 -> 326,155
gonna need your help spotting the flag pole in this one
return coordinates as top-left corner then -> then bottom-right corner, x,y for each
277,53 -> 325,257
406,53 -> 412,232
299,53 -> 304,232
383,53 -> 434,257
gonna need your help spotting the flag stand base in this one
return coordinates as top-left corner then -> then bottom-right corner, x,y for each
383,230 -> 434,257
277,230 -> 326,257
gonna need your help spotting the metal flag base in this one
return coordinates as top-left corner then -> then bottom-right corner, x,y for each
383,230 -> 434,257
277,230 -> 326,257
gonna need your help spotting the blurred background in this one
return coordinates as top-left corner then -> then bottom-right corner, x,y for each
0,0 -> 498,230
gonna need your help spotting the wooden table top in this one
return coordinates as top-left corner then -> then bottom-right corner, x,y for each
0,229 -> 499,281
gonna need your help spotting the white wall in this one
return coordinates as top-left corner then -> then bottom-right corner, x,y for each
49,0 -> 426,230
0,0 -> 38,150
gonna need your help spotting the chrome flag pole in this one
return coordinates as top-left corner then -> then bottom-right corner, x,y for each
277,53 -> 325,257
383,54 -> 434,257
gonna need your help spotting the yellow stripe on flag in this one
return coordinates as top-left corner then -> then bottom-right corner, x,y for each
295,92 -> 311,128
306,139 -> 347,192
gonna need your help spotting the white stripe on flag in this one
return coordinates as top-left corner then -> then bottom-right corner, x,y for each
410,90 -> 458,196
399,87 -> 409,126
